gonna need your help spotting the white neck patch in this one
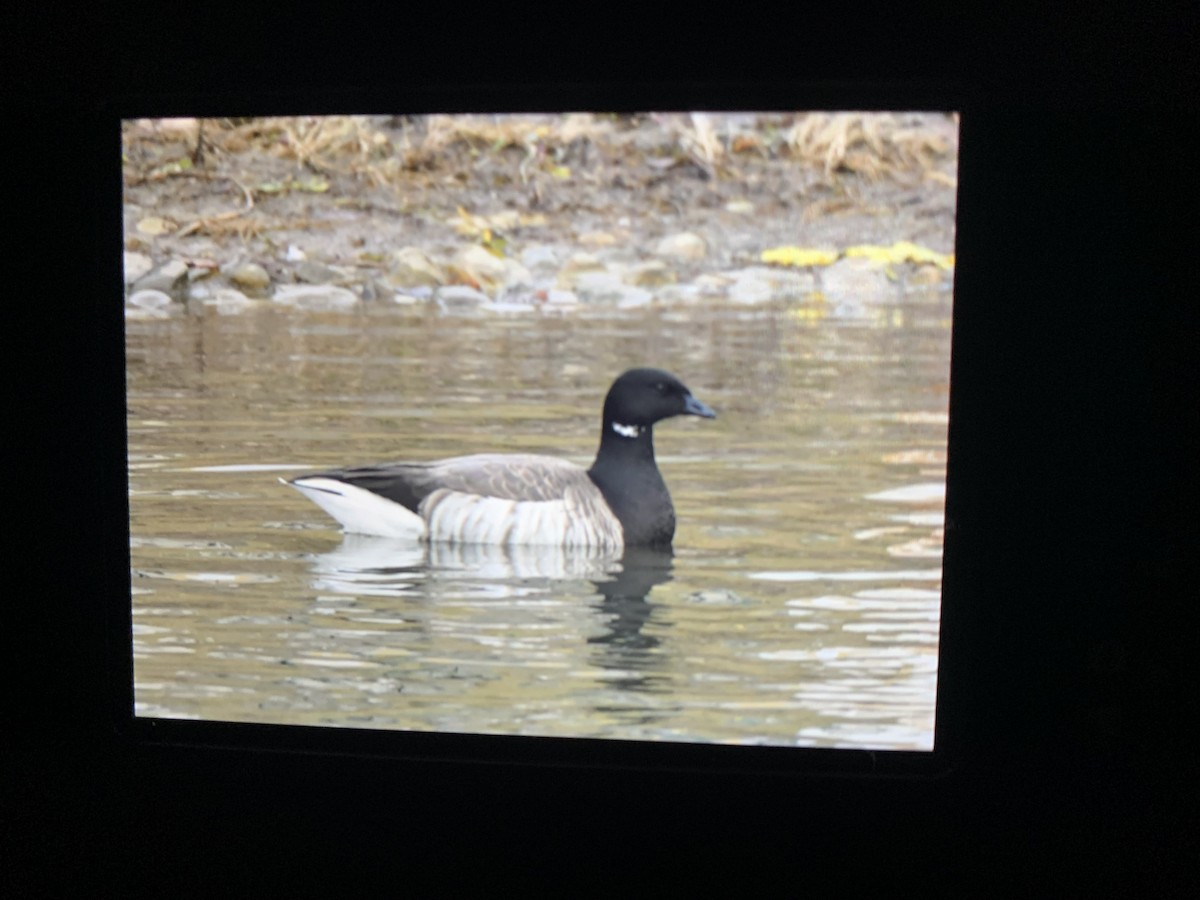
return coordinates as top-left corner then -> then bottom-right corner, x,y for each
611,421 -> 641,438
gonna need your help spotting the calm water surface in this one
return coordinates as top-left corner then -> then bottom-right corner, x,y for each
127,296 -> 950,749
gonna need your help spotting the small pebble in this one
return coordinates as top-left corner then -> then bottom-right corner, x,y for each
204,288 -> 254,315
577,230 -> 618,247
123,252 -> 153,286
127,289 -> 173,310
388,247 -> 444,288
626,260 -> 674,287
519,244 -> 563,272
133,260 -> 189,299
653,231 -> 707,260
820,256 -> 897,303
293,260 -> 338,284
572,270 -> 624,298
452,245 -> 507,290
228,262 -> 271,293
436,285 -> 491,311
272,284 -> 358,311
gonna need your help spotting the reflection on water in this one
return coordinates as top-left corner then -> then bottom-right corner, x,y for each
309,534 -> 626,591
128,298 -> 950,749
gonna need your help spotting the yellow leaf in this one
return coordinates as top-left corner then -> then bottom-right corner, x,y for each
844,241 -> 954,270
296,176 -> 330,193
136,216 -> 174,236
481,229 -> 507,258
890,241 -> 952,268
550,165 -> 571,180
454,206 -> 489,237
843,244 -> 894,263
761,246 -> 840,267
788,304 -> 828,324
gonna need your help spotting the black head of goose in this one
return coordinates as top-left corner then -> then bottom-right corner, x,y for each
285,368 -> 715,549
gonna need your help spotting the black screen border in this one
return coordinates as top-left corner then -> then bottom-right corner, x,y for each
103,81 -> 974,783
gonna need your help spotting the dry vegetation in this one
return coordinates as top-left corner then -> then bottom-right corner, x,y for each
783,113 -> 957,184
122,112 -> 959,272
123,112 -> 957,192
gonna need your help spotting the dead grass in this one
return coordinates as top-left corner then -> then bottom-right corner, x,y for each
122,112 -> 958,192
784,113 -> 955,182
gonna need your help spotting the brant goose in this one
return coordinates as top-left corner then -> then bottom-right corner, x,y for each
285,368 -> 715,548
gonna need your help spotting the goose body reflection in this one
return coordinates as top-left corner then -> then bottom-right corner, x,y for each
308,533 -> 625,592
301,535 -> 674,684
305,534 -> 672,601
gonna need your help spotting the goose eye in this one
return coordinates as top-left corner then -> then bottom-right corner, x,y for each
655,382 -> 666,393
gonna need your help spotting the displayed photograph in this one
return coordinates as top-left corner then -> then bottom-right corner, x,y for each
124,111 -> 957,750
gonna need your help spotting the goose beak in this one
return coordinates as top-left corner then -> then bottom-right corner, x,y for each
683,394 -> 716,419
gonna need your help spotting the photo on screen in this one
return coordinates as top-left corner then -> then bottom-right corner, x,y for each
124,111 -> 957,750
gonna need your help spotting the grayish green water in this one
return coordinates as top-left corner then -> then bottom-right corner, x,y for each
127,295 -> 950,749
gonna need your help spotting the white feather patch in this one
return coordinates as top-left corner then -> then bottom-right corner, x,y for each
286,477 -> 427,539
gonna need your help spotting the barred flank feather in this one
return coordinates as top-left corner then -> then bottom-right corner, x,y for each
289,456 -> 623,549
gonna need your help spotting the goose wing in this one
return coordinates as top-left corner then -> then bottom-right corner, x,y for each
315,453 -> 587,511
